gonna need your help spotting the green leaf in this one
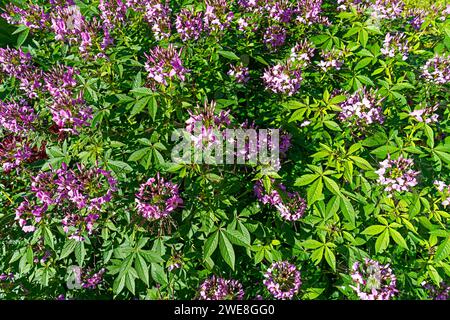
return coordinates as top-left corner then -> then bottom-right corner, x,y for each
307,178 -> 323,205
148,95 -> 158,121
302,239 -> 323,249
17,28 -> 29,47
135,254 -> 149,286
389,228 -> 408,249
218,50 -> 240,60
219,232 -> 235,270
324,247 -> 336,271
362,225 -> 386,235
113,272 -> 126,295
60,239 -> 77,260
375,229 -> 390,253
75,241 -> 85,266
140,250 -> 164,264
43,226 -> 54,250
131,96 -> 151,116
435,237 -> 450,262
349,156 -> 374,171
151,263 -> 168,285
224,229 -> 250,247
203,231 -> 219,259
339,196 -> 356,226
295,174 -> 319,186
125,271 -> 136,294
130,87 -> 153,96
323,176 -> 341,196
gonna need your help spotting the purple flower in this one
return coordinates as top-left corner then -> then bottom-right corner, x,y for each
254,180 -> 307,221
0,100 -> 37,133
318,49 -> 344,71
370,0 -> 404,20
204,0 -> 234,34
263,25 -> 287,50
144,45 -> 188,88
294,0 -> 328,25
227,63 -> 250,84
176,8 -> 204,41
338,88 -> 385,126
0,135 -> 33,173
381,33 -> 409,60
422,281 -> 450,300
350,259 -> 398,300
135,173 -> 183,220
375,155 -> 419,193
409,104 -> 439,124
81,268 -> 106,289
198,276 -> 245,300
144,0 -> 172,40
1,4 -> 49,30
422,54 -> 450,85
265,0 -> 294,24
434,180 -> 450,207
263,261 -> 301,300
262,63 -> 302,96
289,40 -> 315,68
15,199 -> 47,233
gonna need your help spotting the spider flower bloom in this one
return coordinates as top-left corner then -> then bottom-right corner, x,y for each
262,63 -> 302,96
294,0 -> 328,25
227,63 -> 250,84
203,0 -> 234,33
338,88 -> 385,126
144,0 -> 172,40
350,259 -> 398,300
263,261 -> 301,299
15,199 -> 47,233
422,282 -> 450,300
422,55 -> 450,85
263,25 -> 287,50
289,40 -> 315,68
318,48 -> 344,71
380,33 -> 409,60
135,174 -> 183,220
176,8 -> 204,41
434,180 -> 450,207
144,45 -> 188,88
0,100 -> 37,133
376,156 -> 419,193
254,180 -> 307,221
1,4 -> 49,30
409,105 -> 439,124
265,0 -> 294,24
0,135 -> 33,173
198,276 -> 244,300
81,268 -> 106,289
370,0 -> 404,20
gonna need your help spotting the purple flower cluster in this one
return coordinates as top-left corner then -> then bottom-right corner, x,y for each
227,63 -> 250,84
380,33 -> 409,60
0,273 -> 14,282
262,62 -> 302,96
0,135 -> 33,173
44,66 -> 93,134
143,0 -> 172,40
263,261 -> 301,300
0,100 -> 37,133
338,88 -> 385,126
409,105 -> 439,124
176,8 -> 204,42
81,268 -> 106,289
375,155 -> 419,193
263,25 -> 287,50
198,276 -> 244,300
422,54 -> 450,85
370,0 -> 404,20
135,173 -> 183,220
289,40 -> 315,68
0,47 -> 42,99
318,49 -> 344,72
254,180 -> 306,221
1,3 -> 49,30
434,180 -> 450,207
350,259 -> 398,300
203,0 -> 234,33
294,0 -> 328,25
17,163 -> 118,239
144,45 -> 188,88
186,100 -> 231,147
422,282 -> 450,300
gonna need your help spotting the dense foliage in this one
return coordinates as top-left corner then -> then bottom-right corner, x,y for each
1,0 -> 450,300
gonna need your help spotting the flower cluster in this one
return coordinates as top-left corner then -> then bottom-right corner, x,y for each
185,100 -> 231,148
17,163 -> 117,239
227,63 -> 250,84
176,8 -> 204,42
371,0 -> 404,20
262,63 -> 302,96
263,261 -> 301,300
422,282 -> 450,300
375,156 -> 419,193
203,0 -> 234,33
254,180 -> 306,221
144,45 -> 188,88
1,3 -> 49,30
0,135 -> 33,173
0,100 -> 37,133
289,40 -> 315,68
350,259 -> 398,300
380,33 -> 409,60
135,173 -> 183,220
263,25 -> 287,50
143,0 -> 172,40
0,273 -> 14,282
422,54 -> 450,85
81,268 -> 106,289
294,0 -> 328,25
44,66 -> 93,134
434,180 -> 450,207
318,48 -> 344,71
198,276 -> 244,300
409,105 -> 439,124
338,88 -> 385,126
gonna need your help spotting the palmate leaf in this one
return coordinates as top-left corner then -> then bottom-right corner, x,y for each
219,231 -> 235,270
